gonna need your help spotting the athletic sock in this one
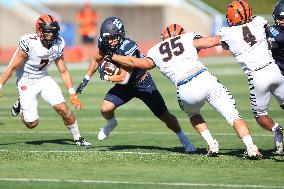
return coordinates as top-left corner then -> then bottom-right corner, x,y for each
176,130 -> 191,145
105,117 -> 117,128
200,129 -> 214,144
67,121 -> 81,141
242,135 -> 254,148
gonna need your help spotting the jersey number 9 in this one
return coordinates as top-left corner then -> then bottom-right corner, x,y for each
159,36 -> 184,62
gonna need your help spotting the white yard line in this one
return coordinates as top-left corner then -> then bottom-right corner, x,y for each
0,131 -> 273,137
0,178 -> 282,188
0,116 -> 280,122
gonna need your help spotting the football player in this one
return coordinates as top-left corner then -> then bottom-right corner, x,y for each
76,17 -> 195,153
0,15 -> 91,146
269,0 -> 284,75
106,24 -> 263,159
220,0 -> 284,154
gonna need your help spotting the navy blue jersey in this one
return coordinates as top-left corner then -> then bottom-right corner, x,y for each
98,37 -> 146,85
269,25 -> 284,63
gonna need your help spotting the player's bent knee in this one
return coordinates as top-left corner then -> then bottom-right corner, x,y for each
24,120 -> 38,129
101,103 -> 115,114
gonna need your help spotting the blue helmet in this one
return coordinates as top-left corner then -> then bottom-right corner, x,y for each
273,0 -> 284,26
100,17 -> 125,52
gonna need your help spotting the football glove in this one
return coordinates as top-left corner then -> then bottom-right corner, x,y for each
76,78 -> 89,94
104,51 -> 114,62
97,66 -> 106,80
70,93 -> 83,109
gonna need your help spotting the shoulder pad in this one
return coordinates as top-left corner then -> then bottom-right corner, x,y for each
118,38 -> 138,56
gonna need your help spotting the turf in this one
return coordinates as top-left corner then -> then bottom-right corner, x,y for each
0,57 -> 283,189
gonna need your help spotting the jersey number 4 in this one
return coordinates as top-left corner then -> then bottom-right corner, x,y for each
242,26 -> 257,46
159,36 -> 184,62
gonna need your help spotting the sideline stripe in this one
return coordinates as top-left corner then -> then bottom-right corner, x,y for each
0,178 -> 282,188
0,131 -> 273,137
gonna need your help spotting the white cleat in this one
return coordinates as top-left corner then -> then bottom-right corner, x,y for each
275,141 -> 283,155
245,145 -> 263,160
274,126 -> 283,154
206,139 -> 219,157
97,119 -> 118,141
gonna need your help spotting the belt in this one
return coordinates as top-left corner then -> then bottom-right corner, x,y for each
177,68 -> 207,87
254,62 -> 272,71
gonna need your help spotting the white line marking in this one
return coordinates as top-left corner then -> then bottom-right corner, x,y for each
0,131 -> 273,137
0,178 -> 282,188
0,116 -> 282,123
0,149 -> 175,155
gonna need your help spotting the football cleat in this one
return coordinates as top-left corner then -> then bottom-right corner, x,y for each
206,139 -> 219,157
244,145 -> 263,160
11,98 -> 21,117
274,126 -> 283,154
74,137 -> 91,146
97,118 -> 118,141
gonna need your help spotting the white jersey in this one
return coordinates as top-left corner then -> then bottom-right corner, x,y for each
147,32 -> 206,86
16,34 -> 65,83
220,16 -> 274,74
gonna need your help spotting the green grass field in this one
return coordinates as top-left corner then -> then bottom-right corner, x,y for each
0,57 -> 283,189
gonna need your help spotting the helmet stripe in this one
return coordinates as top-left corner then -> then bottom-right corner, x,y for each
238,0 -> 248,22
39,18 -> 46,24
48,15 -> 54,22
173,24 -> 177,36
166,26 -> 171,38
178,27 -> 184,35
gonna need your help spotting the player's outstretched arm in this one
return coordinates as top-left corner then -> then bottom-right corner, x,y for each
112,55 -> 155,70
193,36 -> 222,50
0,48 -> 27,91
76,50 -> 103,94
55,56 -> 83,109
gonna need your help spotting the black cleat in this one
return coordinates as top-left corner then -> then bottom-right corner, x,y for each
11,98 -> 21,117
74,137 -> 91,146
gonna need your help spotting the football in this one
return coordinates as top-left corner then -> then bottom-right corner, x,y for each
100,60 -> 121,76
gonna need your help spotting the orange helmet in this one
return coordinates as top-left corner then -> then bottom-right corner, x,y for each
35,15 -> 60,44
162,24 -> 185,40
226,0 -> 252,27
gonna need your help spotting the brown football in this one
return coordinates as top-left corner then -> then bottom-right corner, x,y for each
100,60 -> 121,76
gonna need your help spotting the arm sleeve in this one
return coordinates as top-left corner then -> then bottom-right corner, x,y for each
18,36 -> 30,54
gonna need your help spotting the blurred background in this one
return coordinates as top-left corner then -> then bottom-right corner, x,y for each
0,0 -> 278,63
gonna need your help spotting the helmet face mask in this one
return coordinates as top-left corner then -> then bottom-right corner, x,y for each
100,17 -> 125,52
36,15 -> 60,46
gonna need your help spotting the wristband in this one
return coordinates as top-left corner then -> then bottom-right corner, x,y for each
103,75 -> 109,81
84,74 -> 90,80
0,83 -> 2,90
68,87 -> 76,94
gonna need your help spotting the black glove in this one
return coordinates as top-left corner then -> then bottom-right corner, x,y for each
76,78 -> 89,94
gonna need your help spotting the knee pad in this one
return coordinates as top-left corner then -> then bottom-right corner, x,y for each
280,105 -> 284,111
